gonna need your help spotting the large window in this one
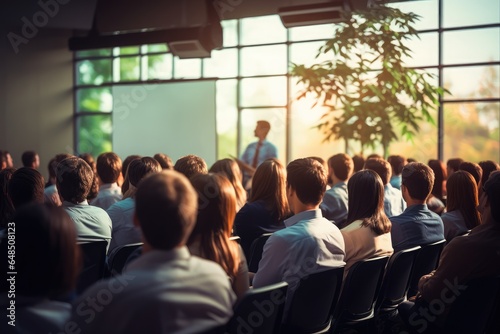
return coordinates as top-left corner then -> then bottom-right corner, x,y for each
75,0 -> 500,163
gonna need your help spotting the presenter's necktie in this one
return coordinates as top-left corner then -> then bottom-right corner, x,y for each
252,141 -> 262,168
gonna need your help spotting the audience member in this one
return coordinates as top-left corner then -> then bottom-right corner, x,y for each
44,157 -> 56,188
341,170 -> 393,273
352,154 -> 365,173
234,159 -> 290,260
390,162 -> 444,252
174,154 -> 208,179
91,152 -> 123,210
364,158 -> 406,217
308,156 -> 330,186
441,170 -> 481,242
71,171 -> 236,333
427,159 -> 447,215
446,157 -> 463,178
320,153 -> 353,227
209,158 -> 247,211
154,153 -> 174,170
0,169 -> 15,228
79,153 -> 99,202
21,150 -> 40,169
8,167 -> 45,209
2,151 -> 13,169
121,154 -> 141,195
188,173 -> 249,299
253,158 -> 345,314
478,160 -> 500,196
44,153 -> 72,206
459,161 -> 482,187
388,155 -> 406,190
0,151 -> 7,170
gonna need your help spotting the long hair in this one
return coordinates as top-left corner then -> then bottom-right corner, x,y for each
188,173 -> 240,279
209,159 -> 247,210
446,170 -> 481,230
428,159 -> 447,201
250,159 -> 290,221
346,170 -> 391,235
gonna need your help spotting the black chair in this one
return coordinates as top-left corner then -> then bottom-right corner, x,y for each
76,240 -> 108,294
225,281 -> 288,334
376,246 -> 421,315
407,239 -> 446,297
247,233 -> 273,272
107,242 -> 143,276
282,266 -> 345,334
330,256 -> 389,333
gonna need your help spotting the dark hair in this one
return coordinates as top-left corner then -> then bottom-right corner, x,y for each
352,154 -> 365,173
0,150 -> 7,169
387,155 -> 406,176
8,167 -> 45,208
174,155 -> 208,179
328,153 -> 354,181
79,153 -> 98,201
121,154 -> 141,194
401,162 -> 435,201
0,204 -> 80,298
446,171 -> 481,230
459,162 -> 482,187
364,158 -> 391,185
478,160 -> 500,193
154,153 -> 174,170
483,171 -> 500,222
209,159 -> 246,210
135,171 -> 198,250
428,159 -> 447,201
250,159 -> 290,221
0,168 -> 15,228
47,157 -> 57,179
128,157 -> 162,188
96,152 -> 122,184
287,158 -> 327,206
346,170 -> 391,235
447,158 -> 464,173
21,151 -> 37,168
56,157 -> 93,204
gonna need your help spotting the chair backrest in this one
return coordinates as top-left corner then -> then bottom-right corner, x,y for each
248,233 -> 273,272
225,281 -> 288,334
332,256 -> 389,329
282,266 -> 345,333
76,240 -> 108,294
407,239 -> 446,297
107,243 -> 143,276
376,246 -> 421,313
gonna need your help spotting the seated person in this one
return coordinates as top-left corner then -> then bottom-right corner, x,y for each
44,153 -> 72,206
174,154 -> 208,179
91,152 -> 123,210
209,159 -> 247,211
8,167 -> 45,210
21,150 -> 40,169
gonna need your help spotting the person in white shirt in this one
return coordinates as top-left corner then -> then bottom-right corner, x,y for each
91,152 -> 123,210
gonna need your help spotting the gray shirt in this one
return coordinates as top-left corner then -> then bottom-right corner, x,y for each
320,181 -> 349,227
63,200 -> 112,244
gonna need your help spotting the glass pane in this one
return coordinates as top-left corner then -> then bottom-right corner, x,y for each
76,87 -> 112,112
113,57 -> 140,82
77,115 -> 113,157
290,41 -> 333,68
443,28 -> 500,65
240,76 -> 287,107
240,108 -> 286,163
401,32 -> 438,67
75,49 -> 112,58
444,65 -> 500,100
142,54 -> 173,80
76,59 -> 112,85
203,48 -> 238,78
444,0 -> 500,28
216,79 -> 238,159
240,15 -> 287,45
142,44 -> 169,53
444,102 -> 499,162
113,46 -> 140,56
240,45 -> 287,76
174,58 -> 201,79
289,24 -> 337,42
222,20 -> 238,47
388,0 -> 439,30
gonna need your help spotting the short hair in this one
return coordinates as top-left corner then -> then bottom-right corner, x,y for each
328,153 -> 354,181
21,151 -> 37,167
79,153 -> 96,171
154,153 -> 174,170
128,157 -> 162,188
459,161 -> 482,186
483,170 -> 500,222
174,155 -> 208,179
135,171 -> 198,250
387,155 -> 406,176
257,120 -> 271,130
8,167 -> 45,208
49,153 -> 73,180
479,160 -> 500,191
287,158 -> 327,206
56,157 -> 93,204
96,152 -> 122,184
447,158 -> 464,173
364,158 -> 391,185
401,162 -> 435,201
352,154 -> 365,173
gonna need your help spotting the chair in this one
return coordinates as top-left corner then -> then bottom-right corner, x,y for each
407,239 -> 446,297
330,256 -> 389,333
76,240 -> 108,294
376,246 -> 421,315
247,233 -> 273,272
225,281 -> 288,334
281,266 -> 345,334
107,242 -> 143,276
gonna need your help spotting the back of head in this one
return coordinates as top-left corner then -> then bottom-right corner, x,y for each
96,152 -> 122,184
0,168 -> 15,228
154,153 -> 174,170
122,154 -> 141,176
135,171 -> 198,250
79,153 -> 96,171
128,157 -> 162,188
347,170 -> 391,235
56,157 -> 93,204
328,153 -> 354,181
479,160 -> 500,189
428,159 -> 447,198
352,154 -> 365,173
387,155 -> 406,176
459,161 -> 482,186
483,170 -> 500,223
447,158 -> 464,173
8,167 -> 45,208
174,155 -> 208,179
21,151 -> 38,168
209,158 -> 245,205
287,158 -> 327,206
401,162 -> 435,201
257,120 -> 271,131
364,158 -> 391,185
446,170 -> 481,230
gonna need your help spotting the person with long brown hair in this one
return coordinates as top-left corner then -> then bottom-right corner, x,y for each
234,158 -> 290,260
341,170 -> 393,273
427,159 -> 447,215
188,173 -> 249,299
209,158 -> 247,211
442,170 -> 482,242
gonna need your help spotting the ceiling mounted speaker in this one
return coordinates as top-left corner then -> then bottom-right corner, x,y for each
278,1 -> 346,28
